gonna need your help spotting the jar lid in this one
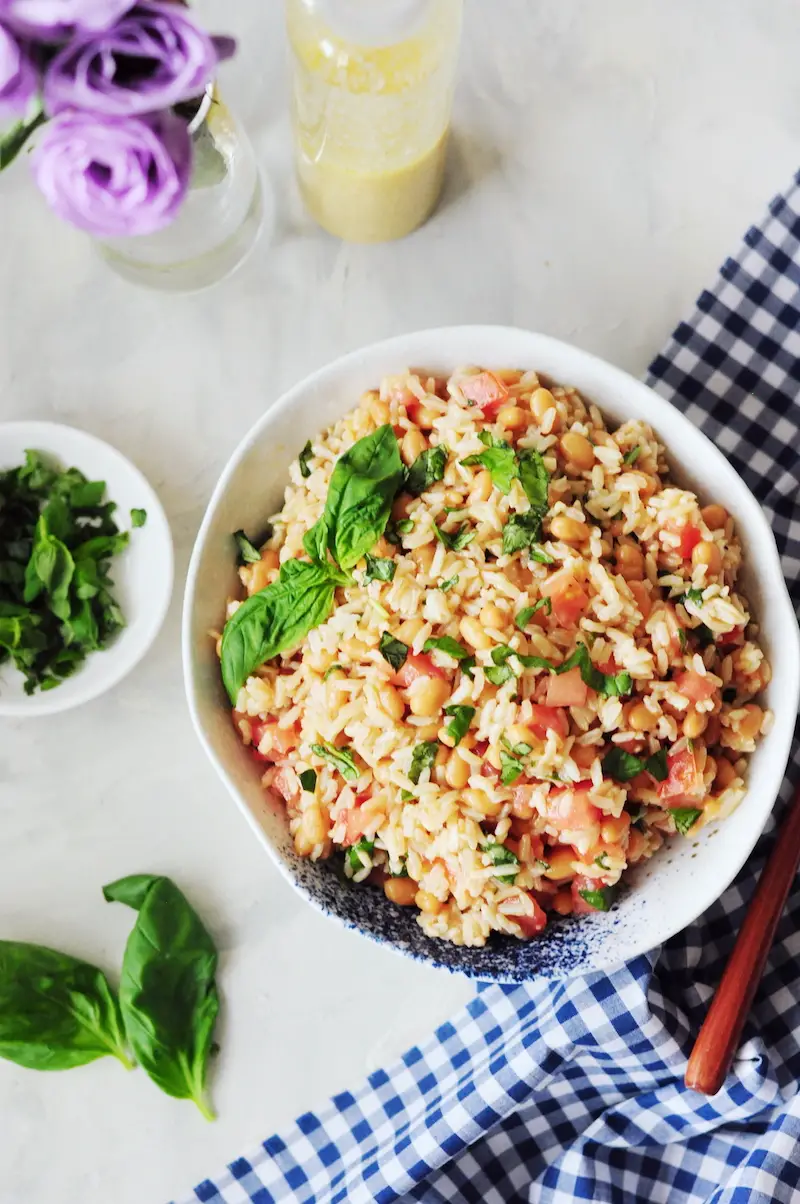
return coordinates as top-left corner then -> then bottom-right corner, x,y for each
313,0 -> 432,46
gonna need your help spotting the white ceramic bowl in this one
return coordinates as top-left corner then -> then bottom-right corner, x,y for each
183,327 -> 799,980
0,422 -> 174,718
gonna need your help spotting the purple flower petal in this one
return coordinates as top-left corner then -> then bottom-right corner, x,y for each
0,0 -> 132,40
44,2 -> 236,117
32,108 -> 192,237
0,22 -> 37,118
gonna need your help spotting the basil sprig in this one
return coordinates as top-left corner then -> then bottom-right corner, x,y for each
578,885 -> 617,912
103,875 -> 220,1120
409,741 -> 439,784
461,432 -> 518,495
0,941 -> 131,1072
671,807 -> 702,835
379,631 -> 409,671
515,598 -> 550,629
423,636 -> 471,660
558,644 -> 632,697
405,447 -> 447,496
434,522 -> 475,552
363,554 -> 396,584
602,746 -> 668,782
311,741 -> 360,781
221,426 -> 403,701
443,704 -> 475,745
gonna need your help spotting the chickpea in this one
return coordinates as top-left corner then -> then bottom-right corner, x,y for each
530,387 -> 557,423
627,828 -> 647,862
544,847 -> 577,881
550,889 -> 573,916
714,757 -> 738,790
683,710 -> 708,739
692,540 -> 722,575
246,549 -> 280,595
415,889 -> 444,914
401,428 -> 427,467
572,743 -> 598,769
701,504 -> 728,531
379,683 -> 405,722
397,617 -> 425,644
480,602 -> 505,629
445,749 -> 471,789
369,397 -> 391,426
408,675 -> 451,717
413,543 -> 435,572
598,538 -> 613,559
550,515 -> 589,545
629,580 -> 652,621
384,877 -> 418,905
738,703 -> 763,741
497,405 -> 528,431
601,814 -> 630,844
616,542 -> 645,582
302,804 -> 328,846
468,469 -> 493,505
415,406 -> 438,430
342,636 -> 369,659
463,787 -> 502,817
560,431 -> 595,471
705,714 -> 722,746
459,615 -> 493,650
628,702 -> 658,732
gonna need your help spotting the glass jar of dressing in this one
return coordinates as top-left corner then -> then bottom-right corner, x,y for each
286,0 -> 463,242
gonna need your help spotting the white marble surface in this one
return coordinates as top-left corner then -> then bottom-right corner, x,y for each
1,1 -> 799,1201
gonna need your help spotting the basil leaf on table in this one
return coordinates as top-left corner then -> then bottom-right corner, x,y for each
0,941 -> 131,1072
405,446 -> 447,496
220,559 -> 337,702
103,874 -> 219,1120
317,425 -> 404,570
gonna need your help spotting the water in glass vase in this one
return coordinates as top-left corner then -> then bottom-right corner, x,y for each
98,87 -> 265,292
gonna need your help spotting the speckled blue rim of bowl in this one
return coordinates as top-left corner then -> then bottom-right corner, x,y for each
183,326 -> 800,982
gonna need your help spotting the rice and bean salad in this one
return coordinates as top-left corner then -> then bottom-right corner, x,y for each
217,368 -> 772,948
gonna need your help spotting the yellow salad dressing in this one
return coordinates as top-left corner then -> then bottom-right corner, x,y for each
286,0 -> 463,242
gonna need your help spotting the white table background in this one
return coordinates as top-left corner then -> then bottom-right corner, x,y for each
1,1 -> 799,1200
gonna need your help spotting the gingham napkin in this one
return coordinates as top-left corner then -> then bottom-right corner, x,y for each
178,173 -> 800,1204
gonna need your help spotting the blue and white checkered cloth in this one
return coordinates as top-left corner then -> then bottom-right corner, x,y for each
178,173 -> 800,1204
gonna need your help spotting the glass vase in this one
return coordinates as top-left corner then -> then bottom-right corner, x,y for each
98,86 -> 265,292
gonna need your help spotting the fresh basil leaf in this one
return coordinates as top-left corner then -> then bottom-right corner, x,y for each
409,741 -> 439,784
671,807 -> 702,835
578,885 -> 617,912
491,644 -> 553,671
695,624 -> 715,647
423,636 -> 470,660
72,533 -> 129,563
347,838 -> 375,873
385,517 -> 414,544
678,628 -> 688,652
461,445 -> 518,495
67,480 -> 105,508
391,860 -> 410,877
311,742 -> 360,781
517,449 -> 550,514
503,736 -> 532,757
405,447 -> 447,496
440,575 -> 459,592
103,875 -> 219,1119
233,529 -> 262,565
602,748 -> 646,782
323,663 -> 343,680
399,789 -> 415,802
378,631 -> 409,671
220,559 -> 337,702
683,588 -> 704,606
443,704 -> 475,745
130,508 -> 147,529
298,440 -> 314,479
482,840 -> 519,880
557,644 -> 632,697
515,598 -> 550,629
461,656 -> 476,679
0,941 -> 131,1072
319,425 -> 404,570
299,769 -> 317,793
622,446 -> 641,466
645,748 -> 668,782
485,664 -> 514,687
595,852 -> 611,870
500,751 -> 526,785
434,522 -> 475,552
363,554 -> 396,584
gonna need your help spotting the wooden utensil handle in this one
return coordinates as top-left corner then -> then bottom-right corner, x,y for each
685,782 -> 800,1095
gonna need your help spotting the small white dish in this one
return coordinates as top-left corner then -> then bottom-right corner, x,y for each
183,327 -> 800,979
0,421 -> 173,718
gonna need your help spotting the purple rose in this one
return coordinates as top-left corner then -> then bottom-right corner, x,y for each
44,2 -> 235,117
0,23 -> 37,118
32,108 -> 192,236
0,0 -> 132,40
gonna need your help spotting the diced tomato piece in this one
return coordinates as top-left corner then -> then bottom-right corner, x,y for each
480,761 -> 500,781
340,807 -> 367,847
660,747 -> 703,803
458,371 -> 509,418
528,704 -> 570,740
393,652 -> 447,689
544,569 -> 589,627
666,521 -> 702,558
596,657 -> 617,675
571,876 -> 606,914
545,784 -> 602,832
272,763 -> 300,804
511,894 -> 548,937
545,667 -> 589,709
717,625 -> 745,649
249,720 -> 299,763
674,669 -> 717,704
